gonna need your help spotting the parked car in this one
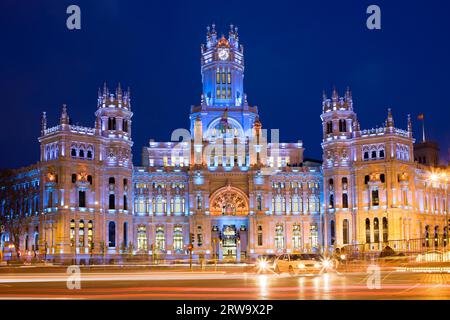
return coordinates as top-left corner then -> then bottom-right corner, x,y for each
273,253 -> 332,275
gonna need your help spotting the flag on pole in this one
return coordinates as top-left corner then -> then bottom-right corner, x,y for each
418,114 -> 426,142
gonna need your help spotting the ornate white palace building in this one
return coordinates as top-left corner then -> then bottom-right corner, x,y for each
0,25 -> 449,261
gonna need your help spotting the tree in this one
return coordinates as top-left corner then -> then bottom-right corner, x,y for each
0,170 -> 28,259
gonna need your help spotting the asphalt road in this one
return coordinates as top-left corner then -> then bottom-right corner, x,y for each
0,269 -> 449,299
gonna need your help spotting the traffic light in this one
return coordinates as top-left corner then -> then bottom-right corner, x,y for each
190,233 -> 195,244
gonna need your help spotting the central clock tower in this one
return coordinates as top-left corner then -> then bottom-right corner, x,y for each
190,24 -> 258,141
200,24 -> 244,108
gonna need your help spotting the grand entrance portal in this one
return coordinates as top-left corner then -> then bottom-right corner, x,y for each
222,225 -> 237,259
209,185 -> 249,261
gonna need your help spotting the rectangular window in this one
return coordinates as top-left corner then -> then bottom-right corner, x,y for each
372,189 -> 379,206
78,191 -> 86,208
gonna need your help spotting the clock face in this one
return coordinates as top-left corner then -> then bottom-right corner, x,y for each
218,48 -> 229,60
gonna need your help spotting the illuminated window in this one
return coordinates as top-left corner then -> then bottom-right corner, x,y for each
88,220 -> 93,249
70,219 -> 75,247
382,217 -> 388,242
342,219 -> 349,245
137,225 -> 147,251
373,218 -> 379,243
310,224 -> 319,249
274,224 -> 284,249
227,72 -> 231,84
173,225 -> 183,252
292,224 -> 302,249
155,226 -> 165,252
79,220 -> 85,247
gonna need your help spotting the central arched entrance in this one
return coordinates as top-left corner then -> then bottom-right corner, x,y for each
209,186 -> 249,261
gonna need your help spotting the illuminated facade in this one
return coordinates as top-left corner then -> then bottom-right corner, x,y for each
321,90 -> 449,251
0,25 -> 448,261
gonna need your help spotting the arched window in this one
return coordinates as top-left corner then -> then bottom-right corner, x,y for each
108,221 -> 116,247
87,220 -> 93,249
365,218 -> 371,243
71,148 -> 77,157
382,217 -> 388,242
79,220 -> 85,247
78,190 -> 86,208
343,219 -> 349,245
330,220 -> 336,245
342,177 -> 348,187
374,218 -> 380,243
109,194 -> 115,210
425,225 -> 430,247
79,149 -> 85,158
371,150 -> 377,159
109,177 -> 115,185
364,151 -> 369,160
123,119 -> 128,133
342,193 -> 348,209
275,224 -> 284,250
87,150 -> 93,159
379,149 -> 385,159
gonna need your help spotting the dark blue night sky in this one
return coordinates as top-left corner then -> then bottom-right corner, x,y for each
1,0 -> 449,169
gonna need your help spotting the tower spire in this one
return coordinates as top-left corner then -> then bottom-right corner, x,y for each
41,111 -> 47,135
386,108 -> 394,127
60,104 -> 69,125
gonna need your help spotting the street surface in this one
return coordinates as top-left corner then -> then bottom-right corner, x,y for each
0,267 -> 449,299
